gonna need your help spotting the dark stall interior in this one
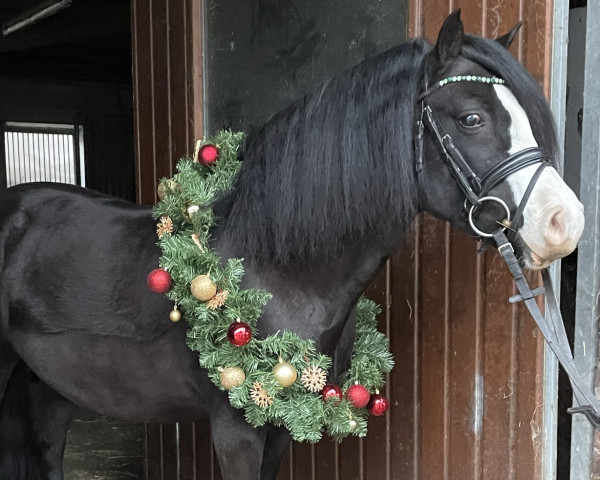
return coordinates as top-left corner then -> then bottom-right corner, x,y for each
0,0 -> 135,200
0,1 -> 144,478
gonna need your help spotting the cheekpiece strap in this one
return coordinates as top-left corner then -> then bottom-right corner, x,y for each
422,106 -> 482,205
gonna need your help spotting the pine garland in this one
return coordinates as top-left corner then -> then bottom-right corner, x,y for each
152,130 -> 394,442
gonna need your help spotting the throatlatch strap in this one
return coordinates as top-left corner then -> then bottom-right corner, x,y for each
493,230 -> 600,428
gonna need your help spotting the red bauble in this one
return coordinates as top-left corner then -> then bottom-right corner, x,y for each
147,268 -> 172,294
367,393 -> 389,416
346,383 -> 371,408
227,321 -> 252,347
197,144 -> 219,167
322,384 -> 343,405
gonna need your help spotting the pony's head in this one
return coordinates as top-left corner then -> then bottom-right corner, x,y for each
417,10 -> 584,269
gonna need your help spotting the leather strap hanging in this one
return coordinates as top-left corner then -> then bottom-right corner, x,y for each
494,229 -> 600,428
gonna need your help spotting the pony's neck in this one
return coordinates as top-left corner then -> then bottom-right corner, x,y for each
224,233 -> 399,371
293,238 -> 397,294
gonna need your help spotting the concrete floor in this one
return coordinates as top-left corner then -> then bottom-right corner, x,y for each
63,408 -> 145,480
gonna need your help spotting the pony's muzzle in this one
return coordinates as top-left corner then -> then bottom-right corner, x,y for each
542,203 -> 584,259
525,201 -> 584,268
517,166 -> 585,268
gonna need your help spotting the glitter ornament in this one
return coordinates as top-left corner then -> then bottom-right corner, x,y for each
157,179 -> 179,200
322,384 -> 343,405
272,359 -> 298,387
196,144 -> 219,167
190,274 -> 217,301
346,383 -> 370,408
227,320 -> 252,347
147,269 -> 172,294
219,366 -> 246,390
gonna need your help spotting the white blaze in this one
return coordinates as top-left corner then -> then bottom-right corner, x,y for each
493,85 -> 584,268
494,85 -> 539,155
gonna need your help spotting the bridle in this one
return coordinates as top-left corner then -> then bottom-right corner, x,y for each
415,70 -> 600,428
415,73 -> 550,238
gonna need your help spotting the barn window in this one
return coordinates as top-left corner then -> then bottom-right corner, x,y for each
3,121 -> 85,187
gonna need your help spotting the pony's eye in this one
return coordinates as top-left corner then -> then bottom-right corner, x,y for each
459,113 -> 483,128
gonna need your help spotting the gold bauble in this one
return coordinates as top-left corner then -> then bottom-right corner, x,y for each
169,307 -> 182,322
157,179 -> 179,201
272,360 -> 298,387
183,204 -> 200,222
190,274 -> 217,301
349,419 -> 358,431
219,366 -> 246,390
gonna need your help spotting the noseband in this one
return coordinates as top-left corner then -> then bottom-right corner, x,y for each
414,71 -> 600,428
415,74 -> 550,238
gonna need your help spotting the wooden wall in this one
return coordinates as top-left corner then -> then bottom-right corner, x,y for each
132,0 -> 203,206
131,1 -> 214,478
132,0 -> 555,478
403,3 -> 552,478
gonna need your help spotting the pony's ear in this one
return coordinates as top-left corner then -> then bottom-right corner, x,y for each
496,22 -> 522,49
427,9 -> 465,78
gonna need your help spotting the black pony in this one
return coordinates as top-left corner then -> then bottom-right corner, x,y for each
0,11 -> 584,480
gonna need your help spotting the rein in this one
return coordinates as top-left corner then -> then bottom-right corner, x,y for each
416,71 -> 600,428
495,230 -> 600,428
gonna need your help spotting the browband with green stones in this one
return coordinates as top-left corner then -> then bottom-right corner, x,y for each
418,75 -> 505,101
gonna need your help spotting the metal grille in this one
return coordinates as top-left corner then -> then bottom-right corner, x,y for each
3,122 -> 84,187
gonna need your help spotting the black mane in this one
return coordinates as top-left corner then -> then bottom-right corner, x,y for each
214,39 -> 429,265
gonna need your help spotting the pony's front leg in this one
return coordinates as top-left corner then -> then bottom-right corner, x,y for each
210,403 -> 268,480
261,425 -> 291,480
0,362 -> 73,480
29,377 -> 73,480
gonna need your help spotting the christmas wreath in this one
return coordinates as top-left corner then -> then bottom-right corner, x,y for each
148,130 -> 394,442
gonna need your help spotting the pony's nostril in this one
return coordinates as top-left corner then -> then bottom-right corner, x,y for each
549,211 -> 565,241
545,208 -> 576,248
